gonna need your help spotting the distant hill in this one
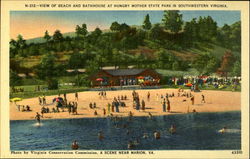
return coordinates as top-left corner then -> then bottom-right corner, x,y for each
26,32 -> 76,44
26,28 -> 112,44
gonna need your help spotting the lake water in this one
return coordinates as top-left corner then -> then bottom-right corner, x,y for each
10,111 -> 241,150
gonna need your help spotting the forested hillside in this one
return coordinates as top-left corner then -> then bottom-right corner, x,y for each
10,11 -> 241,88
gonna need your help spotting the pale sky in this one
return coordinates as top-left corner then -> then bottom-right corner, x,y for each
10,11 -> 240,40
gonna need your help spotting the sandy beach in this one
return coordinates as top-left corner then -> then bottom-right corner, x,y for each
9,88 -> 241,120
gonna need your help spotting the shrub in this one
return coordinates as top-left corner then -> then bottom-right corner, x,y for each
47,78 -> 58,90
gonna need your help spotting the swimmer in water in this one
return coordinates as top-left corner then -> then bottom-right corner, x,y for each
148,112 -> 153,119
143,133 -> 149,139
133,138 -> 140,145
98,131 -> 104,140
71,140 -> 79,150
169,125 -> 176,134
35,112 -> 41,124
154,131 -> 160,139
220,127 -> 227,134
128,140 -> 135,149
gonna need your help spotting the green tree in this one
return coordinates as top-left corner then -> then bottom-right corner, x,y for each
17,34 -> 26,48
230,21 -> 241,51
172,61 -> 180,71
53,30 -> 63,42
192,53 -> 218,74
15,34 -> 27,57
184,18 -> 198,46
74,74 -> 90,87
92,27 -> 102,38
75,24 -> 88,38
120,23 -> 130,32
85,60 -> 99,75
162,10 -> 183,33
142,14 -> 152,30
68,52 -> 86,69
36,53 -> 58,80
149,24 -> 164,40
36,53 -> 60,89
197,16 -> 217,41
10,39 -> 18,57
231,60 -> 241,76
110,22 -> 121,31
10,69 -> 22,88
44,30 -> 51,42
155,49 -> 175,69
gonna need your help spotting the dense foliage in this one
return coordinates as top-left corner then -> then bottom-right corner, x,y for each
10,11 -> 241,88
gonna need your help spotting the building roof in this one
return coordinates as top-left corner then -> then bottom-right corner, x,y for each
104,69 -> 146,76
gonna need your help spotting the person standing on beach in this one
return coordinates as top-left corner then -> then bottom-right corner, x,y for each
17,105 -> 21,111
104,91 -> 106,98
35,112 -> 41,124
75,92 -> 78,101
38,97 -> 42,105
64,93 -> 67,101
107,103 -> 111,114
111,102 -> 115,112
167,99 -> 171,112
165,93 -> 168,99
162,98 -> 166,112
147,92 -> 150,101
89,102 -> 93,109
68,102 -> 72,114
136,100 -> 140,110
201,94 -> 205,103
74,102 -> 78,115
191,96 -> 194,105
43,95 -> 46,105
114,100 -> 119,112
103,108 -> 106,116
141,99 -> 145,111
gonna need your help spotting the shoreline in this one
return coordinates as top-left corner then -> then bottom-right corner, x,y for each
10,110 -> 241,121
10,88 -> 241,121
10,86 -> 241,100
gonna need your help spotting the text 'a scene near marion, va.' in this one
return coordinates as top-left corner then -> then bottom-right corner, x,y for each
9,10 -> 241,150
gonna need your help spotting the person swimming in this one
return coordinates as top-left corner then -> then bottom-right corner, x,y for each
98,131 -> 104,140
128,140 -> 135,149
143,133 -> 149,139
133,138 -> 140,145
169,125 -> 176,134
35,112 -> 41,124
71,140 -> 79,150
154,131 -> 160,139
219,127 -> 227,134
148,112 -> 153,119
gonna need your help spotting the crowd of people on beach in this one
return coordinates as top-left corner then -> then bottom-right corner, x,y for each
29,87 -> 207,124
98,91 -> 107,99
16,105 -> 31,112
38,95 -> 46,105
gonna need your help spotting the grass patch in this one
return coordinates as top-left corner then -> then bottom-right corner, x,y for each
156,68 -> 199,77
10,86 -> 89,99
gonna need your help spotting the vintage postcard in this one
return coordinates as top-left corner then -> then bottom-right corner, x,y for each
0,0 -> 249,158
